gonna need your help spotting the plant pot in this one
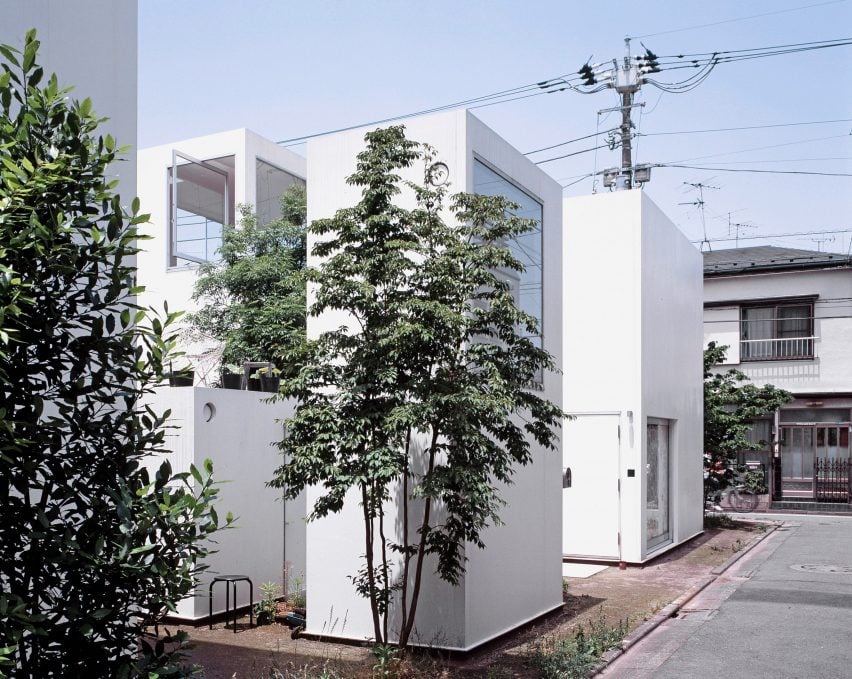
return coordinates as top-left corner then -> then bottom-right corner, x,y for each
221,372 -> 242,390
246,376 -> 263,392
167,371 -> 194,387
260,375 -> 280,393
256,611 -> 274,626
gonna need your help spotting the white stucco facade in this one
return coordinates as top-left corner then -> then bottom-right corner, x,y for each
0,0 -> 138,206
704,266 -> 852,392
303,109 -> 564,650
562,190 -> 704,563
144,387 -> 305,620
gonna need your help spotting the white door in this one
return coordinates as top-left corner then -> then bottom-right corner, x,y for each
562,414 -> 621,559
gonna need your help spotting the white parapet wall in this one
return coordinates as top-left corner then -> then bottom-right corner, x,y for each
303,109 -> 564,650
145,386 -> 305,620
562,190 -> 703,564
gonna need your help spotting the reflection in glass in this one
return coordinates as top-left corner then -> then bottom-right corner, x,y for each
646,421 -> 671,551
256,159 -> 304,227
472,160 -> 543,350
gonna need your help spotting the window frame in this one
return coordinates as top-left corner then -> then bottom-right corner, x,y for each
167,149 -> 232,269
739,299 -> 815,361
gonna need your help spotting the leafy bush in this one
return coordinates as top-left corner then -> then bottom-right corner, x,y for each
530,611 -> 628,679
0,31 -> 230,677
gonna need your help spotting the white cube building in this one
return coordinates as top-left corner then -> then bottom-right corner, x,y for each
303,109 -> 564,650
562,191 -> 704,564
137,128 -> 306,378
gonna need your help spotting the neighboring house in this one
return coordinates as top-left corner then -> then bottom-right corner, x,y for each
703,246 -> 852,502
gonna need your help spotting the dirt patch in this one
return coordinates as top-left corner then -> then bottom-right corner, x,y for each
170,520 -> 769,678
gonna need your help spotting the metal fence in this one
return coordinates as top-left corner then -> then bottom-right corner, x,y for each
740,336 -> 816,361
814,458 -> 851,503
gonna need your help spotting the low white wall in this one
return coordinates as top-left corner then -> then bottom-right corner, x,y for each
145,387 -> 304,620
304,109 -> 563,650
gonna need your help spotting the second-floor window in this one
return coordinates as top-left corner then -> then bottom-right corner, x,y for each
741,302 -> 814,361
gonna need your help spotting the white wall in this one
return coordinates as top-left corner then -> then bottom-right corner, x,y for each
0,0 -> 138,207
563,191 -> 703,563
145,387 -> 304,620
304,109 -> 563,650
640,196 -> 704,557
704,266 -> 852,393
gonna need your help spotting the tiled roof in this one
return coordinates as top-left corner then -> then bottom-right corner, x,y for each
703,246 -> 850,275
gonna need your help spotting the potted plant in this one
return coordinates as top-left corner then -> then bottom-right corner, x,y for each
167,363 -> 194,387
254,582 -> 281,626
256,366 -> 282,393
220,364 -> 242,390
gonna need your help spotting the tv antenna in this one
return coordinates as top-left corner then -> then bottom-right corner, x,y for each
679,181 -> 719,251
805,235 -> 835,252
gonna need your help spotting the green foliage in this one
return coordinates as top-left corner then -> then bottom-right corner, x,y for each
703,512 -> 737,530
0,32 -> 231,677
287,572 -> 306,609
271,126 -> 564,648
530,611 -> 628,678
254,582 -> 282,625
704,342 -> 791,492
187,186 -> 307,376
371,644 -> 398,678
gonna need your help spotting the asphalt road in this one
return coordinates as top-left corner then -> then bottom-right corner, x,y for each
602,513 -> 852,679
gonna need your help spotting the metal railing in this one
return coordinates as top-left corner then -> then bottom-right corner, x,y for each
814,458 -> 850,503
740,336 -> 816,361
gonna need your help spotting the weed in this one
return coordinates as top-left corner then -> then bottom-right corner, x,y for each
529,608 -> 628,679
255,581 -> 282,625
732,538 -> 745,553
704,513 -> 737,530
371,644 -> 398,678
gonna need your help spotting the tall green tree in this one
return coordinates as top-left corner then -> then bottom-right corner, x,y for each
0,32 -> 230,677
704,341 -> 792,488
187,185 -> 307,376
271,126 -> 563,649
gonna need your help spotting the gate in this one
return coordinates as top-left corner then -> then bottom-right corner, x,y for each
814,458 -> 851,503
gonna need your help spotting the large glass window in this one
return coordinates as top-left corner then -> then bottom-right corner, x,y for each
472,160 -> 543,348
255,159 -> 304,227
168,152 -> 235,266
646,420 -> 671,552
741,302 -> 814,361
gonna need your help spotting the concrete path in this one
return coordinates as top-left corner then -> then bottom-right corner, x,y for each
602,514 -> 852,679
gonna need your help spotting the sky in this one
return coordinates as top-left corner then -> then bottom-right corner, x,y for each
139,0 -> 852,254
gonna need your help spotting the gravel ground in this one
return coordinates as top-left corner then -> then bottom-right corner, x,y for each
169,520 -> 768,678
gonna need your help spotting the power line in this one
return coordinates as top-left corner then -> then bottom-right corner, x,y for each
693,229 -> 852,243
656,164 -> 852,177
640,118 -> 852,137
629,0 -> 848,40
524,129 -> 617,155
274,73 -> 579,145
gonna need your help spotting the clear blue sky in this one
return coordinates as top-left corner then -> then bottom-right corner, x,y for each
139,0 -> 852,254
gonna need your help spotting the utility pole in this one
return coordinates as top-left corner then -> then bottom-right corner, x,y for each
578,38 -> 659,190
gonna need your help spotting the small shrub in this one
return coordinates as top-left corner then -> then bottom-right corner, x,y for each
704,512 -> 737,529
255,582 -> 282,625
530,609 -> 627,679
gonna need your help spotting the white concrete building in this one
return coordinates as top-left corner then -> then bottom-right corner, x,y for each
704,246 -> 852,503
136,129 -> 309,618
144,388 -> 303,620
562,191 -> 704,563
303,109 -> 564,650
137,128 -> 306,378
0,0 -> 138,206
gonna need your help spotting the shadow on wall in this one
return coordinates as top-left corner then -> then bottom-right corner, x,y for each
742,360 -> 820,384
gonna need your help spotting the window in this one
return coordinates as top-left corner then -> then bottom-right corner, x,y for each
168,152 -> 235,267
646,419 -> 671,551
472,159 -> 543,347
255,159 -> 304,227
740,301 -> 814,361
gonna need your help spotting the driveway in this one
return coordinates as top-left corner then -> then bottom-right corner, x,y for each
602,513 -> 852,679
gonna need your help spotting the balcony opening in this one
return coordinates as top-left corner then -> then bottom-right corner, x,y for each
740,302 -> 815,361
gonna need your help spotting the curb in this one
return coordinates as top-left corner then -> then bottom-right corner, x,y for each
592,521 -> 781,676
